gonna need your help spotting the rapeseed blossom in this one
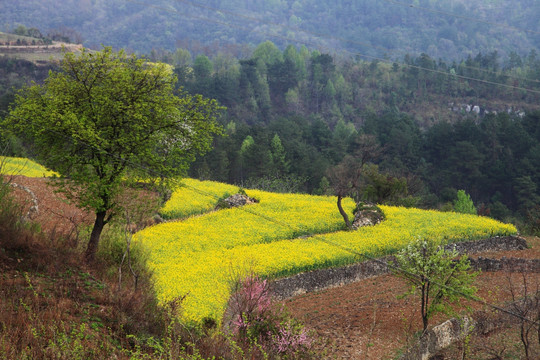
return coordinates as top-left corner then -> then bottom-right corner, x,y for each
0,156 -> 57,177
160,178 -> 239,219
134,180 -> 517,325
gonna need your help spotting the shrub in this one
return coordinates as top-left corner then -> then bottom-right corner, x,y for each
454,190 -> 477,215
229,274 -> 314,358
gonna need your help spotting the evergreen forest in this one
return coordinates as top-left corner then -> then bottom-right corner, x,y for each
3,2 -> 540,359
168,43 -> 540,229
3,38 -> 540,229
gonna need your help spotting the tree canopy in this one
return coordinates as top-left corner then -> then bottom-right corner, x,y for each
4,0 -> 540,60
4,47 -> 223,261
393,238 -> 477,333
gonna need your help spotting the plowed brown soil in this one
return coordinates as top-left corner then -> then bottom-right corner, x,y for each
8,175 -> 93,238
284,238 -> 540,359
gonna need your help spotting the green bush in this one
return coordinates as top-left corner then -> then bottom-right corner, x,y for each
393,238 -> 478,332
454,190 -> 477,215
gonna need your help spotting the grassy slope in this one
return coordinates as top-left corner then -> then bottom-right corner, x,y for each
0,32 -> 42,44
0,157 -> 519,324
0,157 -> 523,358
0,171 -> 160,359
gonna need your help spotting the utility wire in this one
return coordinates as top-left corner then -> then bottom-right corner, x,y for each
124,0 -> 540,95
3,4 -> 539,326
171,0 -> 540,84
8,0 -> 535,329
178,178 -> 536,326
1,107 -> 536,325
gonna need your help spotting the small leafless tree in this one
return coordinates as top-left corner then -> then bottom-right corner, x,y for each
351,134 -> 382,166
507,272 -> 540,360
327,135 -> 383,229
326,155 -> 363,229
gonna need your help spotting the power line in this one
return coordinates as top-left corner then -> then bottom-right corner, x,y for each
165,0 -> 540,85
177,179 -> 536,326
2,109 -> 536,326
124,0 -> 540,95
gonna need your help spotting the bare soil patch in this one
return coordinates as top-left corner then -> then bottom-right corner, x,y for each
1,176 -> 162,360
284,237 -> 540,359
7,175 -> 93,240
6,175 -> 160,240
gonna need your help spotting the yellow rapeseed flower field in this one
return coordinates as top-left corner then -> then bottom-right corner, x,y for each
160,178 -> 240,219
134,179 -> 517,325
0,158 -> 519,325
0,156 -> 57,177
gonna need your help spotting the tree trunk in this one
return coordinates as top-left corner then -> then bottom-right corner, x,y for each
422,283 -> 429,333
85,211 -> 107,263
337,195 -> 351,230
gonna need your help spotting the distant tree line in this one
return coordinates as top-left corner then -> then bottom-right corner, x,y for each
2,0 -> 540,59
157,42 -> 540,129
5,24 -> 83,45
2,41 -> 540,231
149,41 -> 540,229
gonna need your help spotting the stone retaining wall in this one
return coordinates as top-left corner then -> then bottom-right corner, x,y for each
227,235 -> 533,351
270,236 -> 528,300
400,295 -> 540,360
469,256 -> 540,273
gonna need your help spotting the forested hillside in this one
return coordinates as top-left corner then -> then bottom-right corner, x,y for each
0,58 -> 54,119
1,0 -> 540,60
2,0 -> 540,229
102,41 -> 540,231
164,42 -> 540,229
2,38 -> 540,228
3,2 -> 540,358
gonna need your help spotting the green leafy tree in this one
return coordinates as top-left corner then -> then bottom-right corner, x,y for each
252,40 -> 283,66
239,135 -> 255,181
454,189 -> 477,215
270,133 -> 289,175
173,48 -> 192,67
193,54 -> 213,79
393,238 -> 478,333
5,47 -> 223,261
283,44 -> 306,80
192,54 -> 213,95
314,176 -> 332,196
12,25 -> 28,36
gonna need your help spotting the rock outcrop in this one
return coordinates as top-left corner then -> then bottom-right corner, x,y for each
216,193 -> 258,209
351,202 -> 384,230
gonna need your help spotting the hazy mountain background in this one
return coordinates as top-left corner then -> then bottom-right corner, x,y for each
1,0 -> 540,60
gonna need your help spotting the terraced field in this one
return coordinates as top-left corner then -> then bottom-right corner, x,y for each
134,179 -> 517,325
0,157 -> 531,358
1,156 -> 57,177
0,158 -> 518,326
